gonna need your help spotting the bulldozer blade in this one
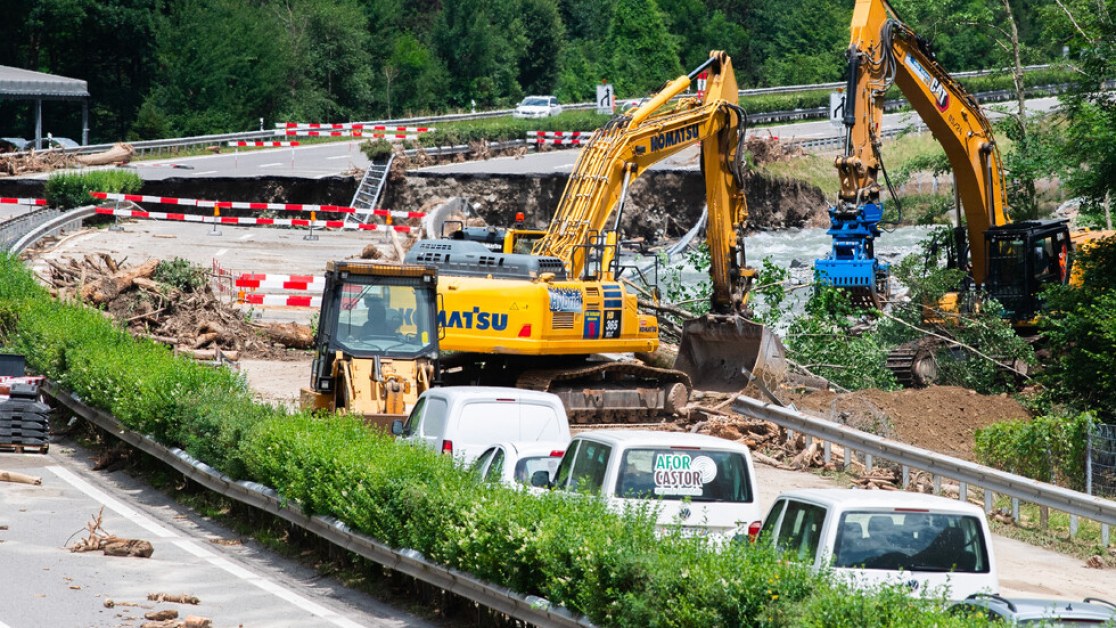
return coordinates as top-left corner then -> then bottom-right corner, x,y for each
674,314 -> 787,393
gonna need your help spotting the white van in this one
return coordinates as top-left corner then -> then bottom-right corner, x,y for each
546,430 -> 763,540
759,489 -> 999,600
392,387 -> 570,465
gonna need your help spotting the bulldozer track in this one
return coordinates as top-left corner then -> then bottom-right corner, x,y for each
517,363 -> 692,424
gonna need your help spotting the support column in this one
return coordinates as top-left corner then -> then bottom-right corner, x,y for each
34,99 -> 43,150
82,99 -> 89,146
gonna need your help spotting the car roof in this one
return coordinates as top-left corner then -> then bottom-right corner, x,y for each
572,429 -> 752,453
959,595 -> 1116,621
489,440 -> 569,457
424,386 -> 561,403
776,488 -> 987,515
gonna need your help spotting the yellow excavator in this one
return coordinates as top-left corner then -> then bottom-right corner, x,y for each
406,51 -> 785,422
820,0 -> 1114,384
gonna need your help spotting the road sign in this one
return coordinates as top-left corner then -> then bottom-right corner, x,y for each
596,83 -> 615,115
829,91 -> 845,128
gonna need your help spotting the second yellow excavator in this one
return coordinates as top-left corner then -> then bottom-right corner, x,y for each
406,51 -> 785,422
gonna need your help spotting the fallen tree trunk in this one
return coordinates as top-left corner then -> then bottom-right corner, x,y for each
81,258 -> 159,305
256,322 -> 314,349
76,142 -> 134,166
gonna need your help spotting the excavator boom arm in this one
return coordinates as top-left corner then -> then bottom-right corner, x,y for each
845,0 -> 1008,285
533,52 -> 749,310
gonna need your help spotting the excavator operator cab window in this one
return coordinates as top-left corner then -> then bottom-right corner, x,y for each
335,283 -> 435,357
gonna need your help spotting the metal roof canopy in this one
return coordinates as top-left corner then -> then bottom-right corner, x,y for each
0,65 -> 90,147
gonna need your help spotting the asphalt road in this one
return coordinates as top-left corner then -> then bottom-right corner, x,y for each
0,441 -> 436,628
416,96 -> 1060,176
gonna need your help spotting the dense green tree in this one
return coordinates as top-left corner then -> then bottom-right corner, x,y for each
148,0 -> 288,135
605,0 -> 682,96
517,0 -> 565,96
432,0 -> 526,106
746,0 -> 851,86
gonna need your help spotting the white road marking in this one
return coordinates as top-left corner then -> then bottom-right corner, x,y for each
47,466 -> 363,628
172,539 -> 365,628
194,170 -> 218,175
326,155 -> 350,161
215,248 -> 229,256
259,162 -> 283,168
238,233 -> 254,241
47,466 -> 177,538
0,618 -> 14,628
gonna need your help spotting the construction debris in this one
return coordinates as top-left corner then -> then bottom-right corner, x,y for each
40,254 -> 308,359
745,133 -> 804,165
0,470 -> 42,485
0,143 -> 133,175
69,508 -> 154,557
147,593 -> 201,605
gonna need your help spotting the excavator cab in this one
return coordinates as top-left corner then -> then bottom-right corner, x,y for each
984,220 -> 1071,327
300,262 -> 439,429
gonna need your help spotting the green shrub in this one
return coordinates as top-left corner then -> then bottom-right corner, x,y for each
974,412 -> 1094,490
361,139 -> 394,162
153,258 -> 208,293
44,170 -> 142,209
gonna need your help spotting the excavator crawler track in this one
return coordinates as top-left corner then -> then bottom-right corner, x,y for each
517,363 -> 691,424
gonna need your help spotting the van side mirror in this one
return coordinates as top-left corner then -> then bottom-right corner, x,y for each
530,470 -> 551,488
391,420 -> 405,436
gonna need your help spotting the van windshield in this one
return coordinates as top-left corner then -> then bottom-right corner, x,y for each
614,448 -> 753,502
833,511 -> 990,573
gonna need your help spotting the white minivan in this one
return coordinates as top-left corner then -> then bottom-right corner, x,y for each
546,430 -> 763,540
392,387 -> 570,465
759,489 -> 999,600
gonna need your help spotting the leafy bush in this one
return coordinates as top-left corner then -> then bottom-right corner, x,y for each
0,252 -> 983,625
785,286 -> 900,391
44,170 -> 142,209
1039,235 -> 1116,420
975,412 -> 1095,490
153,258 -> 208,293
361,139 -> 394,162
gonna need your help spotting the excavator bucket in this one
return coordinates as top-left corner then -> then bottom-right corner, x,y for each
674,314 -> 787,393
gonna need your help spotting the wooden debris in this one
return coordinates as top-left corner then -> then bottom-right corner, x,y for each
0,470 -> 42,485
145,610 -> 179,621
1087,555 -> 1105,569
147,593 -> 201,605
69,507 -> 153,557
41,254 -> 305,359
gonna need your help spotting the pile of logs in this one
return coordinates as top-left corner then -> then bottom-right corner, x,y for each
0,142 -> 133,175
40,254 -> 312,359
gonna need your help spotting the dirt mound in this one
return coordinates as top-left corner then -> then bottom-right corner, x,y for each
783,386 -> 1032,461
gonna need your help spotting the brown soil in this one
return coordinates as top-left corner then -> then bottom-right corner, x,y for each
782,385 -> 1032,461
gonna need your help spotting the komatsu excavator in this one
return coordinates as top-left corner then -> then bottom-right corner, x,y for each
405,51 -> 785,422
819,0 -> 1114,384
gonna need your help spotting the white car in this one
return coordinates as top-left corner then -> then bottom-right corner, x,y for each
471,441 -> 568,487
392,386 -> 571,465
513,95 -> 562,119
759,489 -> 999,601
545,430 -> 763,540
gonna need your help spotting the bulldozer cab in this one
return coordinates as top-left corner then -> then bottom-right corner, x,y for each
305,262 -> 439,423
984,220 -> 1071,326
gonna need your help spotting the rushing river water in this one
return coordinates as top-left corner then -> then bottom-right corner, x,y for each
626,225 -> 942,325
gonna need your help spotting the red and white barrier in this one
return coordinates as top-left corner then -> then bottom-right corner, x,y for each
227,141 -> 300,147
93,207 -> 414,232
277,123 -> 434,132
234,273 -> 324,291
527,131 -> 595,140
242,293 -> 321,308
275,130 -> 420,140
529,137 -> 593,146
1,197 -> 47,206
90,191 -> 424,219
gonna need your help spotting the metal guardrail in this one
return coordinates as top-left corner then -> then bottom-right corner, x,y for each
7,205 -> 98,255
733,395 -> 1116,544
3,65 -> 1059,161
41,380 -> 590,628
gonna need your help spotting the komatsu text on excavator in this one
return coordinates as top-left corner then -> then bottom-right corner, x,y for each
818,0 -> 1114,384
406,51 -> 785,422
